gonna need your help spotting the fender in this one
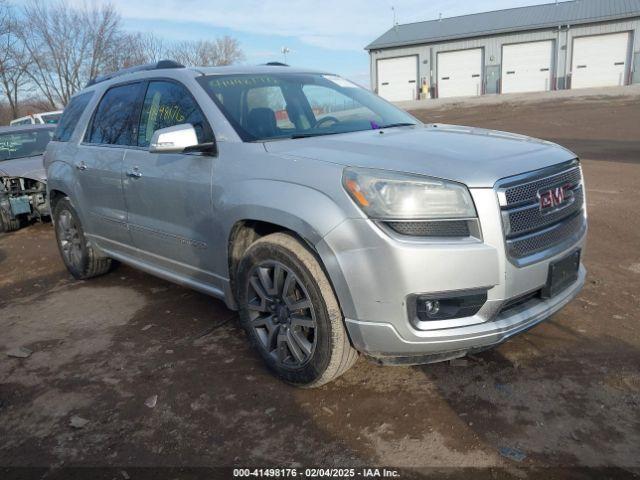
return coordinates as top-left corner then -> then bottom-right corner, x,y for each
45,159 -> 89,220
221,178 -> 359,318
222,179 -> 348,246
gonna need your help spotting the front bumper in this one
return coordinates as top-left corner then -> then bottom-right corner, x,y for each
316,187 -> 587,362
345,265 -> 585,362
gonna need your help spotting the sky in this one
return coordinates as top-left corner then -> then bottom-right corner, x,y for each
74,0 -> 567,86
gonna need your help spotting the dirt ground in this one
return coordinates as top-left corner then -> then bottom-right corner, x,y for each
1,94 -> 639,478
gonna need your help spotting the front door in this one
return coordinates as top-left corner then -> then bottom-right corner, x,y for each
77,82 -> 144,250
122,80 -> 219,286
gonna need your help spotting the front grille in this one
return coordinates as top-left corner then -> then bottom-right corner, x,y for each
507,212 -> 584,259
496,161 -> 586,266
504,167 -> 582,206
506,186 -> 584,236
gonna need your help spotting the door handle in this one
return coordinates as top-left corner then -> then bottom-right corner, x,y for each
126,167 -> 142,179
75,161 -> 87,171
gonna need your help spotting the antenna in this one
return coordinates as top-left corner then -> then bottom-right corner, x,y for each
392,6 -> 399,31
438,12 -> 443,22
281,47 -> 290,64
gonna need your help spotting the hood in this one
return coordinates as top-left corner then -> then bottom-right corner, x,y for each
264,124 -> 576,188
0,154 -> 47,183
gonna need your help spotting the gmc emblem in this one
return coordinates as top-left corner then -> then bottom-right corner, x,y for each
538,184 -> 572,212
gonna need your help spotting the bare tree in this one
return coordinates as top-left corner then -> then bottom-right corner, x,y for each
109,32 -> 166,71
214,36 -> 245,66
18,0 -> 122,107
1,0 -> 245,115
0,1 -> 30,118
167,36 -> 245,67
137,32 -> 166,64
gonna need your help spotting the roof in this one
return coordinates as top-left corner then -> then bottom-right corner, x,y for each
0,124 -> 56,134
80,63 -> 330,95
193,65 -> 327,76
366,0 -> 640,50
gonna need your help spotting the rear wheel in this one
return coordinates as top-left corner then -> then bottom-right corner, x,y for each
237,232 -> 358,387
53,197 -> 114,279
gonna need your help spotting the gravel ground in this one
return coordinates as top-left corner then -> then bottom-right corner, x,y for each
1,93 -> 639,479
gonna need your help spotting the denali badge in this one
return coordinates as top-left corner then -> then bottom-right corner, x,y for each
538,184 -> 572,212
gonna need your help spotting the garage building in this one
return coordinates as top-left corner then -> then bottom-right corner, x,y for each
366,0 -> 640,101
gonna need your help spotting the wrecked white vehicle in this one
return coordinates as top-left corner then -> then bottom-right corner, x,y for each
0,125 -> 54,232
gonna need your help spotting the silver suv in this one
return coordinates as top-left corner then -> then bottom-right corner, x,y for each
45,61 -> 587,387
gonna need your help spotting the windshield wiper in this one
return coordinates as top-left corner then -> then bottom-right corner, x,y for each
376,122 -> 417,129
290,131 -> 346,139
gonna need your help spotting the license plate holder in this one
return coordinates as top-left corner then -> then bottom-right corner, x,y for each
542,250 -> 581,299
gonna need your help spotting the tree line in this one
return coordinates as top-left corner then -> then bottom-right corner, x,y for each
0,0 -> 245,123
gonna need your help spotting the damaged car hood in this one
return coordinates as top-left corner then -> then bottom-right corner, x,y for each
0,155 -> 47,182
264,124 -> 577,188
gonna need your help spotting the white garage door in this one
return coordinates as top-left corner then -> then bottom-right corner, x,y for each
502,41 -> 553,93
377,56 -> 418,102
572,32 -> 630,89
437,49 -> 483,98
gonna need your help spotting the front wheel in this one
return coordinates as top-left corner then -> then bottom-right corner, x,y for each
53,197 -> 114,279
237,233 -> 358,387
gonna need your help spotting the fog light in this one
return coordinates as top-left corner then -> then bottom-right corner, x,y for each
423,300 -> 440,317
408,289 -> 488,326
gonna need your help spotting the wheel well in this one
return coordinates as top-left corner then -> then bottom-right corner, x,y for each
228,220 -> 291,298
227,219 -> 355,349
48,189 -> 67,213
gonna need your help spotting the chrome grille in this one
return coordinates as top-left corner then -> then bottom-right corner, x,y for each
503,167 -> 582,206
507,212 -> 584,259
506,185 -> 584,236
496,161 -> 586,266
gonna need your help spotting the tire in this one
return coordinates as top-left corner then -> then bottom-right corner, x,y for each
237,232 -> 358,388
53,197 -> 114,280
0,206 -> 21,232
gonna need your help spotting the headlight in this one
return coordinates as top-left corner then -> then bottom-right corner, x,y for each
342,167 -> 477,220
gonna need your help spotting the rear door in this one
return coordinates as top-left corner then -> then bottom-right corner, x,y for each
502,41 -> 554,93
76,82 -> 144,249
122,79 -> 218,283
377,56 -> 418,102
437,49 -> 483,98
571,32 -> 630,88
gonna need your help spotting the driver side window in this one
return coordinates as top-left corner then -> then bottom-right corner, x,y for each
138,81 -> 211,148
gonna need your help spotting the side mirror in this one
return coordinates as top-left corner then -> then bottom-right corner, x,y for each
149,124 -> 216,155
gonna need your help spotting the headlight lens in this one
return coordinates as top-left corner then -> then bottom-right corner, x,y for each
342,167 -> 476,220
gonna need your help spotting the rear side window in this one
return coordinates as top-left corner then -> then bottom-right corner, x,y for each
138,81 -> 211,148
87,83 -> 143,146
53,92 -> 93,142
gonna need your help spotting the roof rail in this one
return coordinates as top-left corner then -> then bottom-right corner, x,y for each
86,60 -> 185,87
263,62 -> 289,67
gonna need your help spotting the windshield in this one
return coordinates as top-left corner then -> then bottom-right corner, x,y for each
197,73 -> 419,141
0,130 -> 54,161
41,113 -> 62,124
